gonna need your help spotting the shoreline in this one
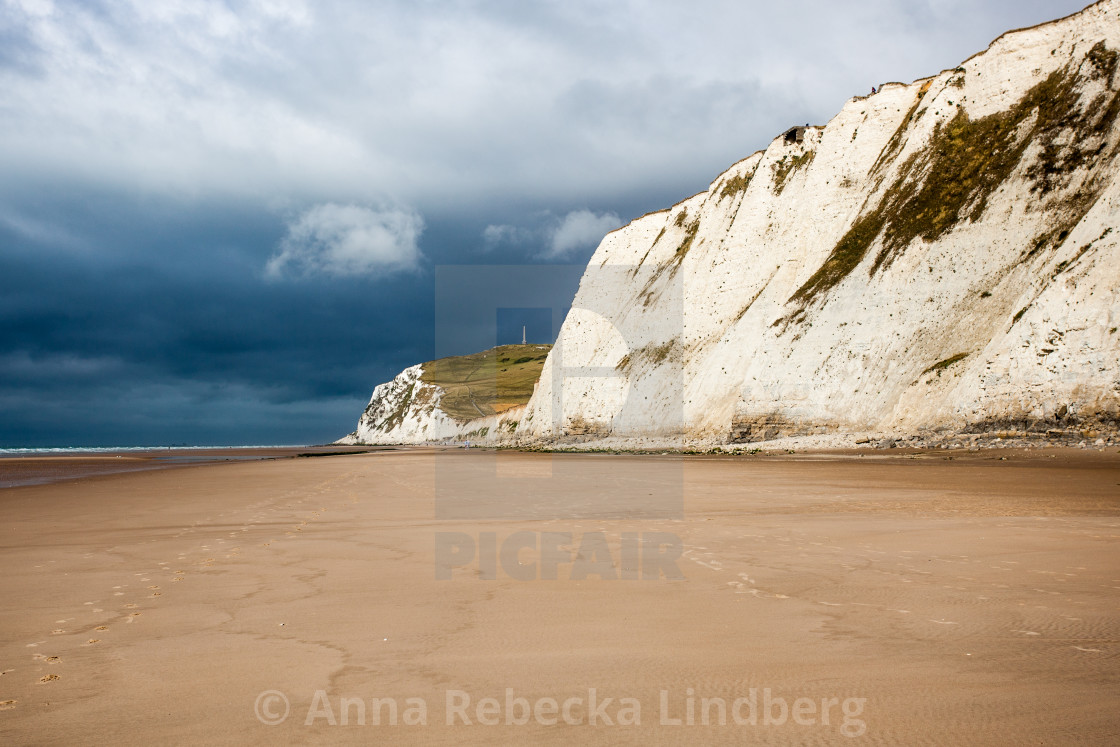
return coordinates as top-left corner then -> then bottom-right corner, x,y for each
6,440 -> 1114,491
0,445 -> 391,489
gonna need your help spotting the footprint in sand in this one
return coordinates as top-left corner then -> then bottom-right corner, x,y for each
39,674 -> 59,683
0,700 -> 16,710
85,639 -> 100,645
94,626 -> 108,631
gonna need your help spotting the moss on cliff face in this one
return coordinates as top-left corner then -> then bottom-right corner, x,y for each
719,171 -> 753,200
772,150 -> 816,195
789,42 -> 1119,310
615,338 -> 680,376
922,352 -> 970,376
871,79 -> 932,182
635,211 -> 700,307
376,383 -> 415,432
674,218 -> 700,262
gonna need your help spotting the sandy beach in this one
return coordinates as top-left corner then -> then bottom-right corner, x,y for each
1,447 -> 1117,744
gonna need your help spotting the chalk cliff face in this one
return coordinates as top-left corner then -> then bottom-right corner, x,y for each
346,1 -> 1120,447
519,0 -> 1120,445
337,365 -> 462,445
337,346 -> 544,445
337,363 -> 525,445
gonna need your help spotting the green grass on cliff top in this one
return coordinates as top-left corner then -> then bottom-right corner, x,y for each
420,344 -> 551,421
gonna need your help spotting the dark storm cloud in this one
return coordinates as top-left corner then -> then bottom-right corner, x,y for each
0,0 -> 1094,445
0,188 -> 437,445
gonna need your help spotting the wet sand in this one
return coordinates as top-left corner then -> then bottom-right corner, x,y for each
0,446 -> 384,489
0,448 -> 1117,744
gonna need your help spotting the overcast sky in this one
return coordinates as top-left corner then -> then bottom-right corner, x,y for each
0,0 -> 1091,446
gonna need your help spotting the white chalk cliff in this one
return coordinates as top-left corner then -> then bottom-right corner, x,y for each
337,361 -> 524,445
345,1 -> 1120,448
